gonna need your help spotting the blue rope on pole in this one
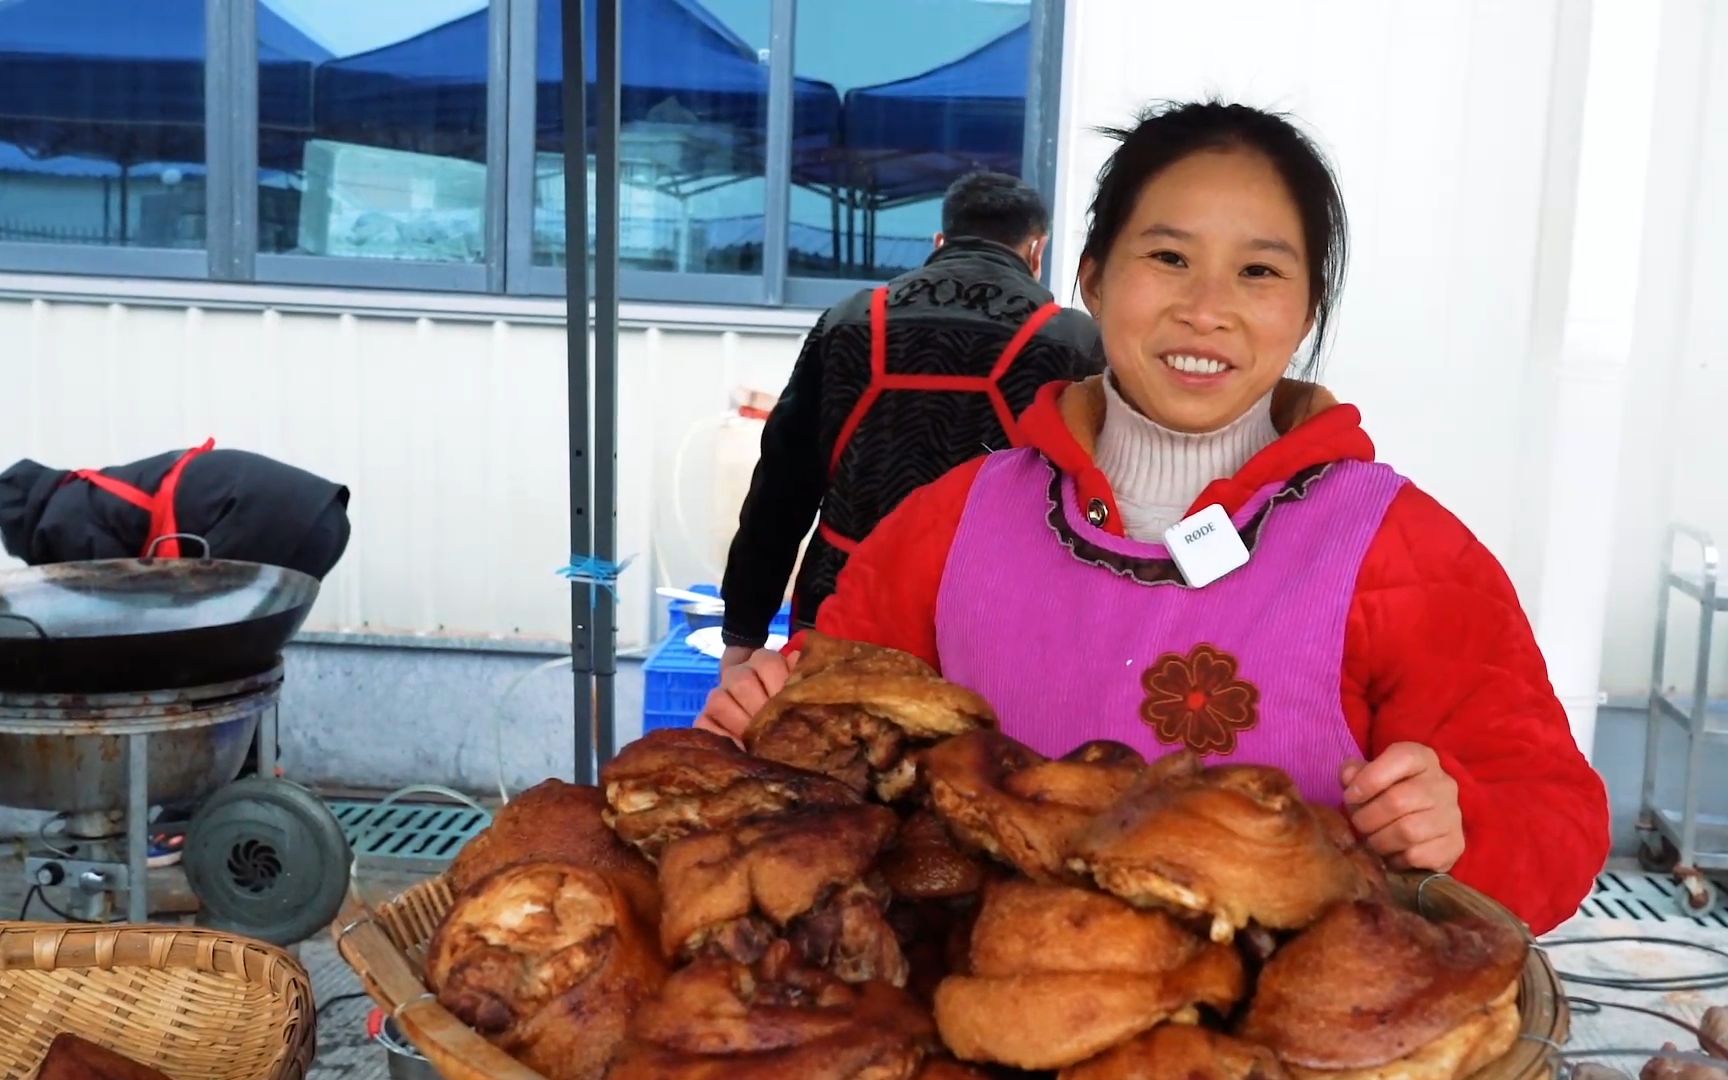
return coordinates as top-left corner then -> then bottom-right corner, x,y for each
556,554 -> 636,600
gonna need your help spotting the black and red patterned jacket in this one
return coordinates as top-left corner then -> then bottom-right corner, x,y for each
721,238 -> 1100,647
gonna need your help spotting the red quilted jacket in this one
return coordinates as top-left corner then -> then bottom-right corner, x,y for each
807,376 -> 1609,934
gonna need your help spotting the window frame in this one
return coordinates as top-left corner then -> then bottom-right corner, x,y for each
0,0 -> 231,279
247,0 -> 510,293
0,0 -> 1067,306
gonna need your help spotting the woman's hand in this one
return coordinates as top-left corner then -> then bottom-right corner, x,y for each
1340,743 -> 1464,872
694,648 -> 800,745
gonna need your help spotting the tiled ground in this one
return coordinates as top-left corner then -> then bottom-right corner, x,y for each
302,863 -> 437,1080
301,933 -> 388,1080
1546,907 -> 1728,1068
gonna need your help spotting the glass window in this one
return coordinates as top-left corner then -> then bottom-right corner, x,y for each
0,0 -> 1055,296
259,0 -> 492,263
0,0 -> 208,249
531,0 -> 771,275
791,0 -> 1031,280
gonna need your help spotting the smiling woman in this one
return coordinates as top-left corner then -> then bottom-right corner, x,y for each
1084,151 -> 1313,436
1078,102 -> 1346,436
702,100 -> 1613,937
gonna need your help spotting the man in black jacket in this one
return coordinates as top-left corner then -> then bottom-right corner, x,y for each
720,172 -> 1099,663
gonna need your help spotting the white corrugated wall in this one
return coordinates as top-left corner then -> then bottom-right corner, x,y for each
0,294 -> 807,653
1052,0 -> 1728,705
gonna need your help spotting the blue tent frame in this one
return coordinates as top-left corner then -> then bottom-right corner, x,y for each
820,21 -> 1031,274
0,0 -> 328,244
0,0 -> 327,155
313,0 -> 841,182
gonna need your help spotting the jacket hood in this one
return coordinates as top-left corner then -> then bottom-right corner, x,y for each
0,459 -> 67,562
1016,375 -> 1377,532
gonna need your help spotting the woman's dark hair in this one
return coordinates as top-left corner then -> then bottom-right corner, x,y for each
1081,101 -> 1348,376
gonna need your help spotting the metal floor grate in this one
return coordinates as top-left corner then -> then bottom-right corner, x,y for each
327,800 -> 493,874
320,803 -> 1726,926
1577,869 -> 1728,928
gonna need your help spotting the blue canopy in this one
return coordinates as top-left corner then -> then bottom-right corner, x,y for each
839,22 -> 1029,203
315,0 -> 842,168
0,0 -> 329,168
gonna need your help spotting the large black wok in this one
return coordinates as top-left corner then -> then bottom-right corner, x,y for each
0,538 -> 320,693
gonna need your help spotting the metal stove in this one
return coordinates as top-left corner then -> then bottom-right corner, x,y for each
1,662 -> 350,941
0,541 -> 350,942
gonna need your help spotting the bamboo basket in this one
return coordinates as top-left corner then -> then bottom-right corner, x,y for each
337,871 -> 1568,1080
335,879 -> 540,1080
0,922 -> 315,1080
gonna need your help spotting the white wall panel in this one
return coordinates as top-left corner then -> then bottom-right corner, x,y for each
0,298 -> 805,653
1599,0 -> 1728,696
1051,0 -> 1728,697
1053,0 -> 1565,589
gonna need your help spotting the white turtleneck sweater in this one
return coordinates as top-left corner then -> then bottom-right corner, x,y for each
1093,377 -> 1281,542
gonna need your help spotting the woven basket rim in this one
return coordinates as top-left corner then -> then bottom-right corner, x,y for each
338,870 -> 1565,1080
0,920 -> 317,1080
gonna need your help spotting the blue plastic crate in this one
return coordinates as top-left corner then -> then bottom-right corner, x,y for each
643,586 -> 792,732
643,631 -> 720,733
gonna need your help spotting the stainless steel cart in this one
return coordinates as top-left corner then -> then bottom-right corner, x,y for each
1636,523 -> 1728,917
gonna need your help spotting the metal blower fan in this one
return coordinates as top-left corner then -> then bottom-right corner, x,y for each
184,777 -> 352,944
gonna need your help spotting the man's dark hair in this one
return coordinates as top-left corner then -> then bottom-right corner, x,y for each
940,171 -> 1050,247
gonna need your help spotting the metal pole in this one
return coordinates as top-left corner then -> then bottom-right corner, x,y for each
1642,529 -> 1674,830
204,0 -> 230,274
257,700 -> 278,780
761,0 -> 796,305
561,0 -> 595,784
846,186 -> 855,271
503,0 -> 540,294
830,185 -> 841,273
593,0 -> 621,765
483,0 -> 513,294
126,735 -> 149,923
1681,553 -> 1717,863
205,0 -> 257,281
1022,1 -> 1064,292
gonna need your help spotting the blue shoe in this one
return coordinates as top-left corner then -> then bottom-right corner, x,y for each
146,832 -> 183,868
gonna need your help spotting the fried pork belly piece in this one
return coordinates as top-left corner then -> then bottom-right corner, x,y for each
1239,899 -> 1527,1080
933,881 -> 1244,1070
601,728 -> 860,860
607,940 -> 936,1080
1058,1025 -> 1289,1080
745,632 -> 996,802
425,862 -> 665,1080
1070,761 -> 1372,941
447,779 -> 659,925
658,804 -> 906,985
922,731 -> 1148,883
964,880 -> 1202,978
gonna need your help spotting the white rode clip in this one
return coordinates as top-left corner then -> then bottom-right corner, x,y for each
1163,504 -> 1250,588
